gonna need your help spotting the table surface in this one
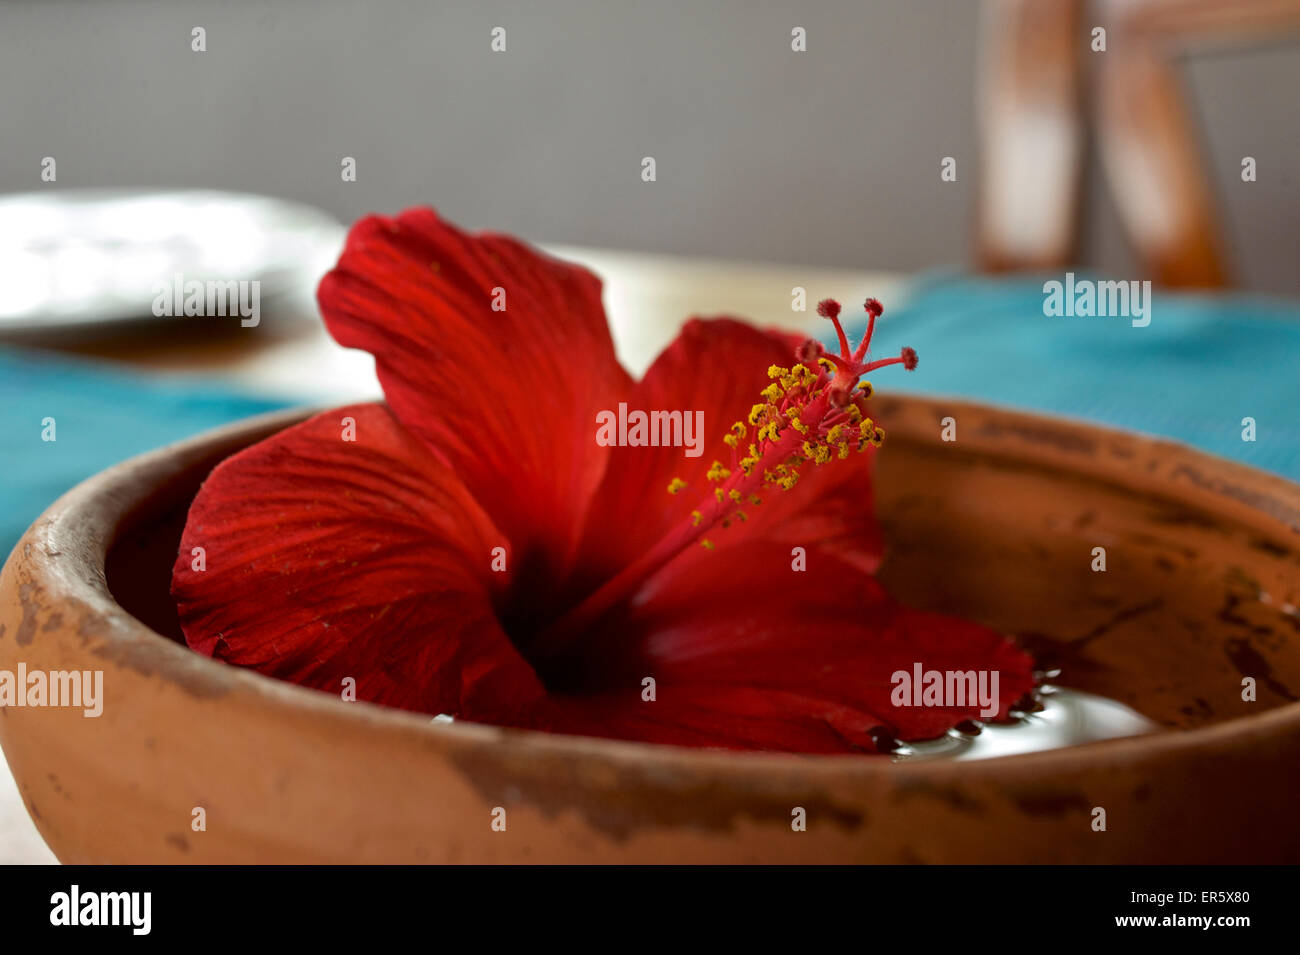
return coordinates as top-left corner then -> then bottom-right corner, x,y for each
0,244 -> 904,863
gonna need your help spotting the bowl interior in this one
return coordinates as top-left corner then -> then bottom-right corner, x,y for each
872,400 -> 1300,731
104,400 -> 1300,736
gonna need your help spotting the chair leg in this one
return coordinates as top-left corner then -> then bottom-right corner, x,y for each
976,0 -> 1086,274
1095,32 -> 1230,288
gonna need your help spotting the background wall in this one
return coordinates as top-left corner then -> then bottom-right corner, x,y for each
2,0 -> 1297,293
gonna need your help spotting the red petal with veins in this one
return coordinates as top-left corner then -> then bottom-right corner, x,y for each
501,542 -> 1034,752
171,403 -> 545,715
631,539 -> 1035,743
317,208 -> 632,579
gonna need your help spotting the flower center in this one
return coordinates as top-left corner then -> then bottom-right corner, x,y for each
531,297 -> 916,660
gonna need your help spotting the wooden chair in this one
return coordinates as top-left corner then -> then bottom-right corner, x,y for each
976,0 -> 1300,288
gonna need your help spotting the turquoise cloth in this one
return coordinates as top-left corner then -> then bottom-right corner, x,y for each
834,272 -> 1300,481
0,348 -> 293,557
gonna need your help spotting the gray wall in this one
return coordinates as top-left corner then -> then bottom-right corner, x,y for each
2,0 -> 1297,293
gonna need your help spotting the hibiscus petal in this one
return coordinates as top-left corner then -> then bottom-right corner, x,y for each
317,208 -> 633,579
171,403 -> 546,714
570,318 -> 884,600
513,685 -> 895,754
499,541 -> 1034,752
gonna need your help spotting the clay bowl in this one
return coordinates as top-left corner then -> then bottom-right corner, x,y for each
2,396 -> 1299,863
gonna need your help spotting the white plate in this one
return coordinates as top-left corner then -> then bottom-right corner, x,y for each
0,189 -> 342,337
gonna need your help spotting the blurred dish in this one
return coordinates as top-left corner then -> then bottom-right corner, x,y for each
0,189 -> 342,339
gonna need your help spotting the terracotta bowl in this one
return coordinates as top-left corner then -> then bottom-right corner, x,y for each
2,396 -> 1299,863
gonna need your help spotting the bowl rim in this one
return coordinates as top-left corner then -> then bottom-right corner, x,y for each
7,397 -> 1300,783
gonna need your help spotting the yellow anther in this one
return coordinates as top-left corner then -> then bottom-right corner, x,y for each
847,405 -> 863,424
728,489 -> 743,503
790,417 -> 809,434
715,488 -> 726,502
760,383 -> 782,402
667,477 -> 688,495
748,404 -> 768,425
730,421 -> 747,438
826,424 -> 846,444
767,365 -> 789,380
701,539 -> 715,550
817,357 -> 836,373
690,510 -> 702,526
749,494 -> 762,505
723,433 -> 738,449
706,460 -> 732,482
858,381 -> 874,398
735,511 -> 748,522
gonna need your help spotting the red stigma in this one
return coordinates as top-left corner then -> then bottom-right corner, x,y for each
901,346 -> 918,370
795,339 -> 825,364
864,298 -> 884,318
819,298 -> 851,358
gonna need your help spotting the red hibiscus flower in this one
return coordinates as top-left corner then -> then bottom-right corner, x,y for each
171,207 -> 1034,753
